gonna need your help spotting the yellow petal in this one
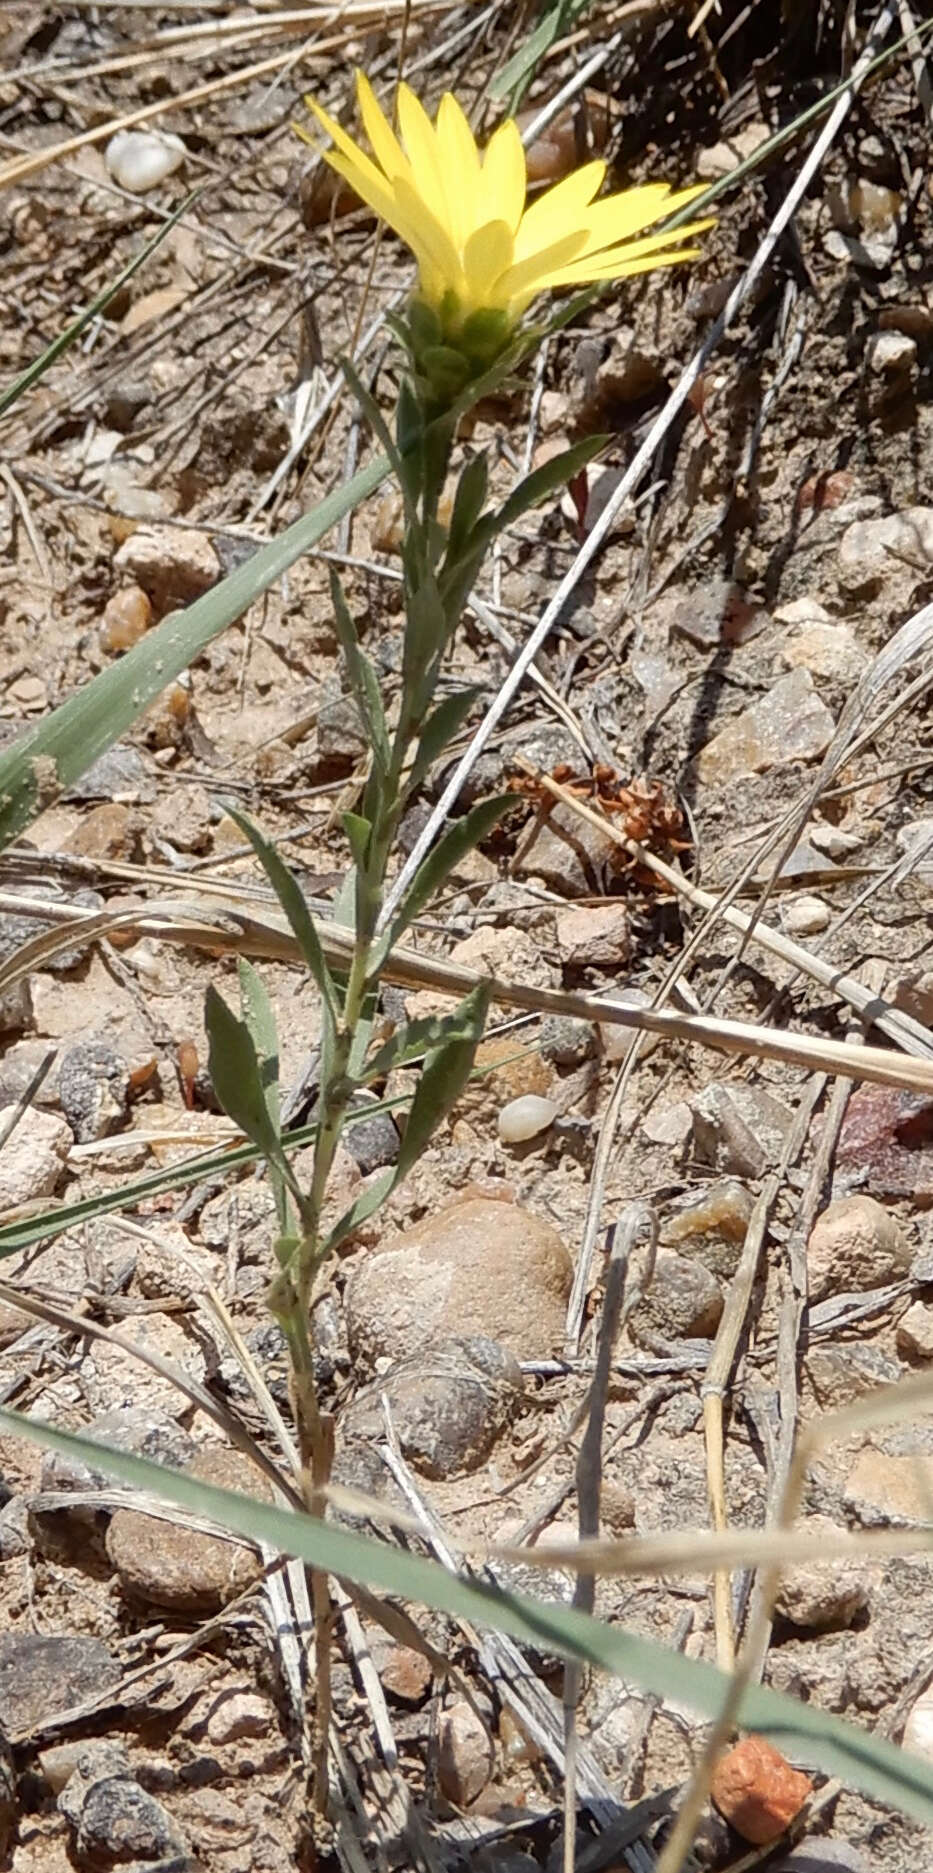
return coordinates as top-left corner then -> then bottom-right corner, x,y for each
317,144 -> 437,275
393,171 -> 465,292
435,92 -> 481,247
396,83 -> 452,238
512,160 -> 606,262
495,228 -> 590,308
543,220 -> 712,285
461,219 -> 515,305
478,117 -> 526,234
356,70 -> 408,181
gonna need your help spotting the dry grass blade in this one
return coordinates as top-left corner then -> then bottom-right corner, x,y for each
4,893 -> 933,1095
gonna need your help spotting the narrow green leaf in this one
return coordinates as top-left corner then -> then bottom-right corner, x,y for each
236,959 -> 281,1140
360,1008 -> 492,1086
329,569 -> 391,773
385,795 -> 513,947
445,452 -> 489,564
342,812 -> 372,873
490,7 -> 562,101
204,984 -> 282,1166
0,453 -> 389,850
495,435 -> 606,533
408,685 -> 484,792
396,981 -> 490,1174
221,804 -> 339,1029
3,1409 -> 932,1828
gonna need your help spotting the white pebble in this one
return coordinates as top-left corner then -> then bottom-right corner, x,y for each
867,330 -> 916,375
106,129 -> 186,194
904,1685 -> 933,1763
781,894 -> 831,936
498,1095 -> 557,1144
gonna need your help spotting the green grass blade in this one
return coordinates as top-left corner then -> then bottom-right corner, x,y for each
0,453 -> 389,850
0,192 -> 202,423
1,1408 -> 932,1825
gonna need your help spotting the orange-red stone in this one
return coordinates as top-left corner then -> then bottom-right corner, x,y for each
711,1735 -> 812,1844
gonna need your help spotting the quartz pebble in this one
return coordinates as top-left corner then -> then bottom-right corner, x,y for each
105,128 -> 186,192
711,1735 -> 812,1844
781,894 -> 831,936
903,1683 -> 933,1761
0,1108 -> 71,1208
867,330 -> 916,375
101,584 -> 152,652
844,1444 -> 933,1526
838,506 -> 933,596
779,619 -> 866,683
498,1094 -> 557,1144
661,1178 -> 753,1279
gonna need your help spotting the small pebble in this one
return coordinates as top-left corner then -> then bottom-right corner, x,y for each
867,330 -> 917,376
711,1735 -> 812,1844
105,129 -> 186,193
781,894 -> 831,936
438,1697 -> 494,1807
903,1683 -> 933,1762
101,585 -> 152,652
498,1094 -> 557,1144
896,1300 -> 933,1360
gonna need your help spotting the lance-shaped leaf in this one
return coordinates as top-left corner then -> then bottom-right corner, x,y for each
205,978 -> 302,1215
329,569 -> 391,776
220,804 -> 339,1033
323,983 -> 490,1251
407,685 -> 484,795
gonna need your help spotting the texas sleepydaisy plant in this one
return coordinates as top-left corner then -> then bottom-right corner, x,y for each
305,71 -> 713,396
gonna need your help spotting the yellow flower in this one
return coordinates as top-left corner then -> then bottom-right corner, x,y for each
307,73 -> 713,334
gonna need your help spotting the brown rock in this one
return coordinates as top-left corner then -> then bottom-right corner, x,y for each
711,1735 -> 812,1843
695,669 -> 835,785
896,1301 -> 933,1360
555,902 -> 631,969
101,584 -> 152,652
345,1197 -> 572,1367
65,802 -> 136,860
844,1445 -> 933,1527
106,1446 -> 267,1611
365,1629 -> 433,1705
438,1697 -> 495,1807
774,1516 -> 871,1629
806,1194 -> 911,1301
114,522 -> 219,616
468,1034 -> 552,1108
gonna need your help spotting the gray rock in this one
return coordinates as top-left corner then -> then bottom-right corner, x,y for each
59,1039 -> 128,1143
767,1836 -> 868,1872
838,506 -> 933,596
0,1495 -> 31,1557
0,1039 -> 61,1109
39,1406 -> 193,1495
0,1107 -> 72,1208
343,1095 -> 399,1174
630,1248 -> 723,1344
0,1730 -> 13,1859
513,799 -> 616,897
59,1741 -> 190,1868
316,688 -> 368,766
0,885 -> 105,976
691,1081 -> 794,1178
539,1015 -> 597,1068
0,1633 -> 120,1735
341,1335 -> 524,1479
66,745 -> 154,805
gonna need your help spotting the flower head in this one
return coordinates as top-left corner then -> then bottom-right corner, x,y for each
307,73 -> 713,344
